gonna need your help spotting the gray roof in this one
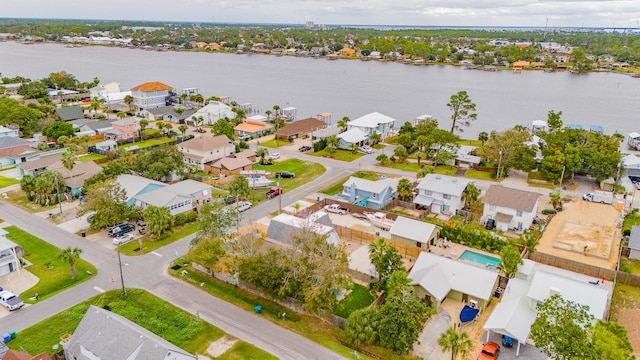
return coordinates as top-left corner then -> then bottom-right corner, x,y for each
348,112 -> 395,128
416,174 -> 472,196
112,117 -> 138,126
629,226 -> 640,250
267,213 -> 339,247
390,216 -> 439,243
65,305 -> 195,360
70,118 -> 98,127
337,128 -> 368,144
0,136 -> 31,150
116,174 -> 165,202
55,106 -> 84,121
342,176 -> 401,195
135,189 -> 191,207
483,185 -> 540,212
164,179 -> 212,196
83,119 -> 118,131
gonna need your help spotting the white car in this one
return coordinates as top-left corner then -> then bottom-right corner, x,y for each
113,233 -> 135,245
270,153 -> 281,159
359,146 -> 374,154
236,201 -> 252,212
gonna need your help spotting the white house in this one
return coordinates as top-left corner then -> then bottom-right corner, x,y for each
185,101 -> 235,125
629,226 -> 640,260
0,229 -> 21,277
337,128 -> 368,149
482,185 -> 541,232
483,259 -> 610,356
178,135 -> 235,171
413,174 -> 473,215
89,81 -> 122,99
346,112 -> 396,140
130,81 -> 173,111
408,252 -> 499,311
0,126 -> 19,138
133,179 -> 213,216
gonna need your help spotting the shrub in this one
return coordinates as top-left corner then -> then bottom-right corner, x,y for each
440,224 -> 506,253
174,211 -> 198,226
542,209 -> 557,215
313,139 -> 326,152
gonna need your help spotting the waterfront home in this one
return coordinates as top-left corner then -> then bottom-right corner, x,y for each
65,306 -> 196,360
130,81 -> 173,111
339,176 -> 400,209
530,120 -> 547,133
389,216 -> 440,251
185,101 -> 235,125
408,252 -> 499,311
481,185 -> 541,232
337,128 -> 368,149
339,47 -> 355,57
413,174 -> 473,215
178,134 -> 234,171
628,132 -> 640,150
346,112 -> 396,141
234,118 -> 272,139
89,81 -> 121,99
275,117 -> 325,140
0,229 -> 22,277
483,259 -> 610,356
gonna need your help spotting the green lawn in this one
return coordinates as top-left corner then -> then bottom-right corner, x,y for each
457,139 -> 482,147
4,191 -> 58,213
620,258 -> 640,274
623,213 -> 640,232
258,139 -> 291,148
216,341 -> 278,360
610,283 -> 640,322
119,136 -> 175,149
319,171 -> 388,195
380,162 -> 420,172
77,153 -> 106,162
119,222 -> 199,256
464,169 -> 495,181
0,175 -> 19,188
5,226 -> 97,302
251,159 -> 326,199
8,289 -> 225,356
308,148 -> 365,162
335,283 -> 375,318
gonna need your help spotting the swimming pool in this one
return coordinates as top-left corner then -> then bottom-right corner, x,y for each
458,250 -> 501,269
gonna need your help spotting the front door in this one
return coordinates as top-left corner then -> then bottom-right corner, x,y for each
462,293 -> 469,303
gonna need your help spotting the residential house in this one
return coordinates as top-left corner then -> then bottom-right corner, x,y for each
267,212 -> 339,247
0,126 -> 19,138
0,229 -> 22,277
339,47 -> 355,57
346,112 -> 396,140
18,153 -> 102,194
141,105 -> 198,123
628,132 -> 640,151
178,134 -> 234,171
275,117 -> 325,140
512,60 -> 530,70
89,81 -> 121,99
337,128 -> 368,149
106,118 -> 139,140
234,118 -> 272,138
55,106 -> 84,122
629,226 -> 640,260
408,252 -> 499,311
1,349 -> 50,360
312,125 -> 341,142
208,156 -> 253,176
116,174 -> 166,206
94,139 -> 117,152
390,216 -> 441,251
130,81 -> 173,111
483,259 -> 610,356
185,101 -> 235,125
0,137 -> 40,167
622,154 -> 640,181
453,145 -> 481,168
482,185 -> 541,232
77,119 -> 118,136
64,305 -> 196,360
134,180 -> 213,215
339,176 -> 400,209
413,174 -> 473,215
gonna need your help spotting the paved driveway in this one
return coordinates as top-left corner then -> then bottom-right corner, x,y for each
413,310 -> 451,360
481,331 -> 549,360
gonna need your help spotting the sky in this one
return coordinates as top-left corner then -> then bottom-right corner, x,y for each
4,1 -> 640,28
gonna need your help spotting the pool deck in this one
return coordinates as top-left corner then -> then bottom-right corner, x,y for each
428,239 -> 501,270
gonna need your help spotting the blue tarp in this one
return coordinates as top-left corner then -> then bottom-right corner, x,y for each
460,305 -> 480,323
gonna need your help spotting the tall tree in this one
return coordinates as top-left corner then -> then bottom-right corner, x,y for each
396,178 -> 414,201
437,326 -> 473,360
124,95 -> 134,111
530,294 -> 598,360
345,307 -> 380,347
211,118 -> 234,140
547,110 -> 563,132
85,180 -> 130,230
337,116 -> 350,131
446,90 -> 477,133
369,132 -> 381,145
178,124 -> 188,137
377,290 -> 431,354
197,202 -> 240,241
57,247 -> 83,280
189,237 -> 225,275
143,205 -> 173,240
461,183 -> 479,210
592,321 -> 635,360
228,175 -> 251,201
369,238 -> 403,292
497,244 -> 523,278
478,131 -> 489,146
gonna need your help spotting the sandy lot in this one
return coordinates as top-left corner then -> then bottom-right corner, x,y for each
537,200 -> 621,269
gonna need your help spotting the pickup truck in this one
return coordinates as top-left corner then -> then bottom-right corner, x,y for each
0,289 -> 24,311
583,190 -> 613,204
266,187 -> 283,199
324,204 -> 348,215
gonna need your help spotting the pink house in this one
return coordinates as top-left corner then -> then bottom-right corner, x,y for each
109,118 -> 140,140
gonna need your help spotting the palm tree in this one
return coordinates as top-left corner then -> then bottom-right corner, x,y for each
478,131 -> 489,147
337,116 -> 350,132
124,95 -> 134,111
178,124 -> 188,137
90,97 -> 101,115
58,247 -> 83,280
461,183 -> 479,210
116,111 -> 127,119
61,147 -> 77,196
265,110 -> 272,121
417,166 -> 435,178
350,143 -> 359,154
272,105 -> 281,118
256,147 -> 269,164
437,326 -> 472,360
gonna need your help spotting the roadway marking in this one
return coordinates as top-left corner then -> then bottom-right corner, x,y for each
94,286 -> 106,293
151,251 -> 163,257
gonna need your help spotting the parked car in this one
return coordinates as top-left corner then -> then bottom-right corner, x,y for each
359,145 -> 374,154
238,134 -> 251,141
0,289 -> 24,311
275,171 -> 295,178
266,187 -> 283,199
324,204 -> 348,215
109,223 -> 135,237
298,145 -> 312,152
269,153 -> 281,159
485,218 -> 496,230
86,213 -> 95,223
477,341 -> 500,360
224,194 -> 237,204
113,233 -> 135,245
236,201 -> 252,212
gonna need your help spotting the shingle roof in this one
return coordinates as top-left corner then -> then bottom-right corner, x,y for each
83,119 -> 117,131
180,135 -> 231,153
163,180 -> 212,196
0,145 -> 40,159
0,136 -> 31,150
390,216 -> 439,243
415,174 -> 472,196
483,185 -> 540,212
211,156 -> 252,171
112,118 -> 138,126
19,153 -> 62,171
130,81 -> 173,92
65,305 -> 195,360
55,106 -> 84,121
275,118 -> 325,137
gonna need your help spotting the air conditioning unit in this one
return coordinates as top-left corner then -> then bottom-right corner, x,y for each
469,300 -> 478,309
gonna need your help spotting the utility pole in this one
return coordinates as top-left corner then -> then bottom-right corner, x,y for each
117,243 -> 127,297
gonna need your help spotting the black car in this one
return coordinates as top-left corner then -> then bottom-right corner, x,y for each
298,145 -> 311,152
109,223 -> 135,237
275,171 -> 295,178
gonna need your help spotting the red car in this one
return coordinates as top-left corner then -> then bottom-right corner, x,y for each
266,187 -> 283,199
477,341 -> 500,360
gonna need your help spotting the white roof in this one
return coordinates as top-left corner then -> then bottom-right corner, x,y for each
342,176 -> 401,194
348,112 -> 396,128
628,132 -> 640,139
483,278 -> 537,342
247,115 -> 267,121
622,154 -> 640,167
527,270 -> 609,320
0,233 -> 18,252
409,252 -> 498,302
268,213 -> 339,246
415,174 -> 472,196
390,216 -> 438,243
163,180 -> 212,196
337,128 -> 368,143
531,120 -> 547,127
135,190 -> 190,208
415,114 -> 433,121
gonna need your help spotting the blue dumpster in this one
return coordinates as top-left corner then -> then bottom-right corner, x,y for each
254,305 -> 262,314
2,333 -> 10,343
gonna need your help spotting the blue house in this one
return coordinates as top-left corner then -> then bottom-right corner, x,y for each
339,176 -> 401,210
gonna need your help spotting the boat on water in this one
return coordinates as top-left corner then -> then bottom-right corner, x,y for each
364,212 -> 395,231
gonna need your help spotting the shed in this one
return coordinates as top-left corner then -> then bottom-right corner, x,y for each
389,216 -> 440,250
629,226 -> 640,260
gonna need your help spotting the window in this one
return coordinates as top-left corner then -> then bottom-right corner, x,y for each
424,190 -> 433,196
443,194 -> 451,200
416,242 -> 422,248
489,204 -> 496,211
516,210 -> 523,217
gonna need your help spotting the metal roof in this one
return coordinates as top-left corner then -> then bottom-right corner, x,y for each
415,174 -> 472,196
348,112 -> 396,128
390,216 -> 439,243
